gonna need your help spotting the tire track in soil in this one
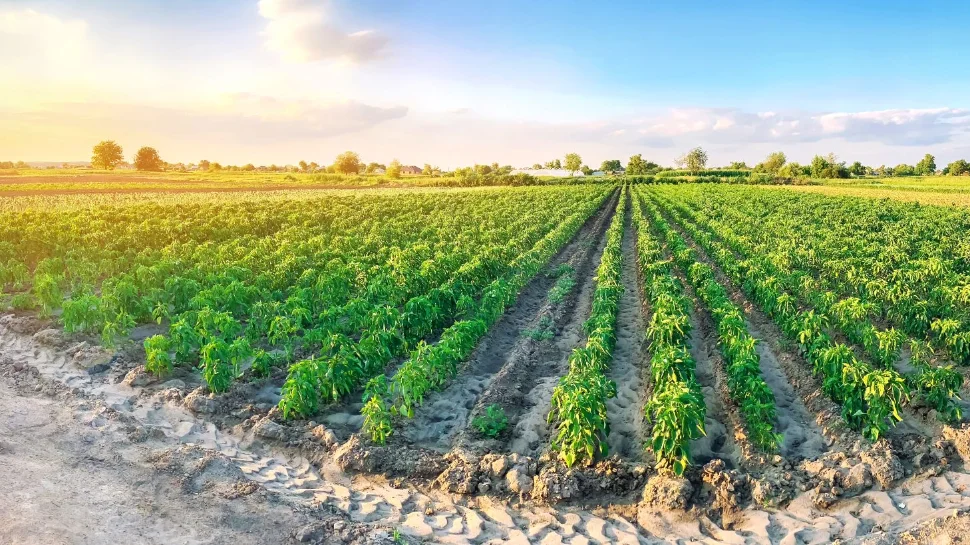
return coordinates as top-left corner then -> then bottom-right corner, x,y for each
647,190 -> 853,455
604,194 -> 648,459
397,189 -> 621,452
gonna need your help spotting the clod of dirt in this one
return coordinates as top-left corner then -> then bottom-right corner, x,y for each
72,345 -> 113,370
122,365 -> 157,388
2,314 -> 46,335
861,445 -> 904,489
943,427 -> 970,464
252,418 -> 287,441
310,424 -> 338,450
700,459 -> 748,514
751,468 -> 798,508
505,467 -> 533,496
184,387 -> 219,414
641,474 -> 693,510
32,328 -> 71,349
435,455 -> 481,494
844,463 -> 874,496
532,465 -> 580,503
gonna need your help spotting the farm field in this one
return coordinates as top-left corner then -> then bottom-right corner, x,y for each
8,181 -> 970,544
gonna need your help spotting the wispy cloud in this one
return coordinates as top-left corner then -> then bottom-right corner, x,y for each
596,107 -> 970,147
258,0 -> 388,64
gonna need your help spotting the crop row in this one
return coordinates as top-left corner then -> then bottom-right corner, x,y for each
662,186 -> 970,368
546,186 -> 627,467
643,188 -> 909,440
635,189 -> 781,452
0,187 -> 612,407
651,187 -> 963,423
361,188 -> 614,443
630,191 -> 706,475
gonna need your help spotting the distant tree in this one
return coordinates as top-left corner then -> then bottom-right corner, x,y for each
778,162 -> 806,178
915,153 -> 937,176
387,159 -> 401,179
298,160 -> 309,173
810,155 -> 830,178
564,153 -> 582,176
753,151 -> 786,174
894,164 -> 916,176
333,151 -> 361,175
198,159 -> 211,171
543,159 -> 562,169
728,161 -> 749,170
848,161 -> 865,176
133,146 -> 163,171
210,162 -> 223,171
946,159 -> 970,176
679,147 -> 708,174
581,165 -> 593,176
532,163 -> 542,170
306,162 -> 318,172
242,163 -> 255,171
600,159 -> 622,174
422,164 -> 433,175
627,154 -> 648,175
92,140 -> 124,170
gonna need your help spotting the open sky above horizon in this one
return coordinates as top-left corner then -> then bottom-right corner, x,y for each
2,0 -> 970,168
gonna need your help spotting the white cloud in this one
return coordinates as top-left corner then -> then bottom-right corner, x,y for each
258,0 -> 388,63
611,107 -> 970,147
0,8 -> 90,76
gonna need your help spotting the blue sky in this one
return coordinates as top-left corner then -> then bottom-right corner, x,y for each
2,0 -> 969,168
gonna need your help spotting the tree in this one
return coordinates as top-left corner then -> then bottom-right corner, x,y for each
915,154 -> 937,176
778,162 -> 806,179
298,160 -> 309,173
894,164 -> 916,176
679,147 -> 708,174
754,151 -> 786,174
92,140 -> 124,170
422,164 -> 433,175
728,161 -> 749,170
387,159 -> 401,179
133,146 -> 163,171
532,163 -> 542,170
242,163 -> 255,171
810,155 -> 830,178
627,154 -> 647,175
308,162 -> 320,172
848,161 -> 865,176
600,159 -> 622,174
581,165 -> 593,176
333,151 -> 362,175
563,153 -> 582,176
543,159 -> 562,169
946,159 -> 970,176
198,160 -> 211,171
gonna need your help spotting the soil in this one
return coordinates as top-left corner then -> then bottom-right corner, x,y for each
604,194 -> 649,459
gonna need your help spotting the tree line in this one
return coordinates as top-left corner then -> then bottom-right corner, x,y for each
532,148 -> 970,178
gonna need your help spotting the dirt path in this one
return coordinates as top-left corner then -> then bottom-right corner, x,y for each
605,195 -> 648,459
0,379 -> 324,545
396,189 -> 620,452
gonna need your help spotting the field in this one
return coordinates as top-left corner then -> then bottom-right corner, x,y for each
7,178 -> 970,544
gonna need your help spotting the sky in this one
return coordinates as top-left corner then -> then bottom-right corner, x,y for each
2,0 -> 970,168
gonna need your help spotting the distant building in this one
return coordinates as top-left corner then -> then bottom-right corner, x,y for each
400,165 -> 422,175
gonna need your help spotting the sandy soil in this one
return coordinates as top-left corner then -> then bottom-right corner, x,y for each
605,197 -> 649,459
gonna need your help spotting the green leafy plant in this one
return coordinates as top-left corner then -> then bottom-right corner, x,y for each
472,404 -> 508,438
